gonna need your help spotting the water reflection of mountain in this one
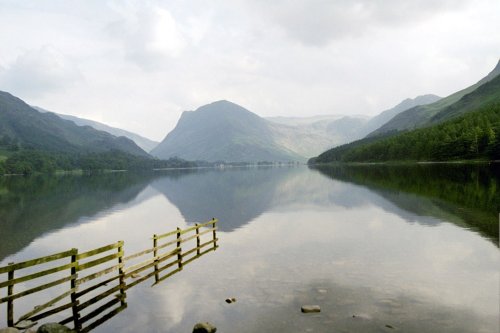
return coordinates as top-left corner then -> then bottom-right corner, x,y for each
312,163 -> 500,243
151,167 -> 298,231
0,173 -> 157,260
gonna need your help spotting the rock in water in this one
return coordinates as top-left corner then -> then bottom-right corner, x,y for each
36,323 -> 75,333
301,305 -> 321,313
193,322 -> 217,333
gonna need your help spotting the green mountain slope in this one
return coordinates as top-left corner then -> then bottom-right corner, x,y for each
0,91 -> 149,157
362,94 -> 441,135
151,100 -> 303,162
33,106 -> 159,152
311,76 -> 500,163
369,59 -> 500,136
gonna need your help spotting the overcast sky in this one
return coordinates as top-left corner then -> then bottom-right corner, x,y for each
0,0 -> 499,141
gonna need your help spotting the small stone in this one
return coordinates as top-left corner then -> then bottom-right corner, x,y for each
0,328 -> 21,333
225,297 -> 236,304
193,322 -> 217,333
36,323 -> 75,333
352,314 -> 372,321
301,305 -> 321,313
385,324 -> 395,329
14,320 -> 37,330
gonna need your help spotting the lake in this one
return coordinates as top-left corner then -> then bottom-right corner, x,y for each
0,164 -> 499,332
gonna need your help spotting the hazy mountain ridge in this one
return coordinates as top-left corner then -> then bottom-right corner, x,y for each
151,100 -> 304,162
33,107 -> 159,152
311,72 -> 500,163
0,91 -> 149,157
152,93 -> 443,162
369,60 -> 500,136
362,94 -> 441,136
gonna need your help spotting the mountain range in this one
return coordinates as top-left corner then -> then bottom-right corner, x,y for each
312,61 -> 500,163
369,59 -> 500,137
151,94 -> 442,162
1,59 -> 498,166
32,106 -> 159,152
0,91 -> 149,157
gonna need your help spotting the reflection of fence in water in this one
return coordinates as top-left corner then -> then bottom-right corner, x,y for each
0,219 -> 218,332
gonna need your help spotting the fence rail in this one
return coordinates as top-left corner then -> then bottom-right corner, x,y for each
0,218 -> 218,332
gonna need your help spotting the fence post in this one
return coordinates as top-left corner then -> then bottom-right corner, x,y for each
176,227 -> 183,270
153,235 -> 159,282
212,218 -> 217,249
117,241 -> 126,306
195,223 -> 200,255
70,249 -> 80,331
7,263 -> 14,327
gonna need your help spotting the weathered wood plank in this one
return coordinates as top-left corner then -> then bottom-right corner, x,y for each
154,229 -> 177,240
183,247 -> 216,266
77,251 -> 123,272
78,297 -> 121,326
179,220 -> 217,235
17,288 -> 76,321
77,242 -> 123,260
75,275 -> 120,298
80,303 -> 127,333
183,238 -> 218,258
0,249 -> 77,273
197,227 -> 216,238
155,219 -> 217,239
0,275 -> 76,303
123,247 -> 178,274
76,263 -> 123,285
7,269 -> 14,326
77,283 -> 125,312
126,257 -> 181,289
29,301 -> 76,322
0,262 -> 77,288
123,247 -> 154,262
196,223 -> 201,255
181,233 -> 199,243
153,267 -> 182,285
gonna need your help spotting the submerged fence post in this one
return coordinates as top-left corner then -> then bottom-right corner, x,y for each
176,227 -> 183,270
117,241 -> 126,306
153,235 -> 159,283
7,263 -> 14,327
195,223 -> 200,255
70,248 -> 80,331
212,218 -> 217,249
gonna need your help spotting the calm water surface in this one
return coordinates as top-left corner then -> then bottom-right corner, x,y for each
0,165 -> 498,332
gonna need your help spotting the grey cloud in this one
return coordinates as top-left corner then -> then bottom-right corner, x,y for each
0,45 -> 82,97
247,0 -> 469,46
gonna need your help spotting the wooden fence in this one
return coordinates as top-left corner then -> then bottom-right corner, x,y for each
0,219 -> 218,332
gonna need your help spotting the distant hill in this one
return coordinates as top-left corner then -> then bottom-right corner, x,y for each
151,100 -> 304,162
33,107 -> 159,152
369,59 -> 500,137
267,115 -> 370,148
152,95 -> 447,163
311,74 -> 500,163
0,91 -> 149,157
361,94 -> 441,136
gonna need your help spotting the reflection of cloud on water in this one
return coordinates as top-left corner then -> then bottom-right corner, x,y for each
107,206 -> 498,332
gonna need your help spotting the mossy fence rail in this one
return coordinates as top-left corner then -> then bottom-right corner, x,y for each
0,218 -> 218,332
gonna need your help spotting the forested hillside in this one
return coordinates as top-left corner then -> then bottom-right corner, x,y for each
312,103 -> 500,163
